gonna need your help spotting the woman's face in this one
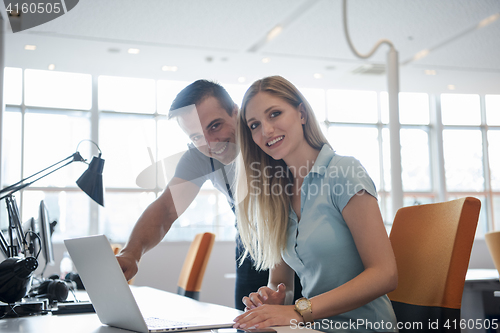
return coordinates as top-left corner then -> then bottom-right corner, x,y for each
245,92 -> 306,161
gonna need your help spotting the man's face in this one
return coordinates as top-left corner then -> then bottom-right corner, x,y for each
177,96 -> 238,165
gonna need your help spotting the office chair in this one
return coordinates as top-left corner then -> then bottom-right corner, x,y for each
388,197 -> 480,332
177,232 -> 216,300
485,230 -> 500,278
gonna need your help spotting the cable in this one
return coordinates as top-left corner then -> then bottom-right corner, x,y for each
342,0 -> 394,58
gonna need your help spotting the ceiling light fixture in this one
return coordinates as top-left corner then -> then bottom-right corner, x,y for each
128,48 -> 140,54
24,45 -> 36,51
266,25 -> 283,41
162,66 -> 178,72
313,73 -> 323,79
238,77 -> 246,83
447,85 -> 456,91
412,49 -> 430,61
48,64 -> 55,71
478,13 -> 500,28
261,57 -> 270,64
424,70 -> 436,75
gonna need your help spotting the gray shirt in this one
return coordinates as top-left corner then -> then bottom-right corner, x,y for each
174,144 -> 236,210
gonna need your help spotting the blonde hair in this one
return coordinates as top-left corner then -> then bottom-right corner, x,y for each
236,76 -> 330,270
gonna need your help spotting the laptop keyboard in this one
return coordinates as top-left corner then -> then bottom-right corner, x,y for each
145,317 -> 193,329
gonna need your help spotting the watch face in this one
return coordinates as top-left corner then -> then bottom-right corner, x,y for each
296,299 -> 309,310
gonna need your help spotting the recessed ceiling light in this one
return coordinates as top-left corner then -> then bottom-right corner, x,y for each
266,25 -> 283,41
24,45 -> 36,51
424,70 -> 437,75
48,64 -> 55,70
238,77 -> 246,83
413,49 -> 430,61
447,84 -> 456,91
478,13 -> 500,28
162,66 -> 178,72
128,48 -> 140,54
262,57 -> 270,64
313,73 -> 323,79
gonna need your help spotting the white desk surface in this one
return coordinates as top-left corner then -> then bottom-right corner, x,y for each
465,268 -> 499,282
0,287 -> 319,333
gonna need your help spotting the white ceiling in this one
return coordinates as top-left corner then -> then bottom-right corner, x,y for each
2,0 -> 500,95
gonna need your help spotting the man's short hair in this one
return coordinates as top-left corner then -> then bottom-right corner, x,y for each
168,80 -> 235,119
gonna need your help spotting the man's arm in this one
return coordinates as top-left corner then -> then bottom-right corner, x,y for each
117,177 -> 201,281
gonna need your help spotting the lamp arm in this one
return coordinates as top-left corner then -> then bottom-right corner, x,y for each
0,152 -> 84,200
342,0 -> 394,58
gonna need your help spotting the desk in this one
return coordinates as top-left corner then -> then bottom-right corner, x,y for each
462,269 -> 500,333
0,287 -> 319,333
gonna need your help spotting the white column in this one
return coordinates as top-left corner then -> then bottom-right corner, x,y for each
387,48 -> 403,218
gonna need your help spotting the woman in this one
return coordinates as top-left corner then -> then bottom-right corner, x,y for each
233,76 -> 398,332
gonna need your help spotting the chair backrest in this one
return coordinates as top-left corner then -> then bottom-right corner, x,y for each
177,232 -> 216,300
388,197 -> 480,331
485,230 -> 500,278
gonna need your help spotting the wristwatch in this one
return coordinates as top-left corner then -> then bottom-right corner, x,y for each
294,297 -> 313,323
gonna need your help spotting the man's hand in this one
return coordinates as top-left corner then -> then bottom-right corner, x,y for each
242,283 -> 288,310
116,253 -> 139,281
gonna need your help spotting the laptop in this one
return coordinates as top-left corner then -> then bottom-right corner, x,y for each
65,235 -> 238,333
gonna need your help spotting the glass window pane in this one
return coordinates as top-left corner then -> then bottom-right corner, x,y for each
300,88 -> 326,122
488,130 -> 500,191
486,95 -> 500,126
443,129 -> 484,191
327,125 -> 380,189
401,129 -> 431,191
1,108 -> 22,187
403,196 -> 434,207
99,76 -> 155,114
164,190 -> 235,241
157,80 -> 191,115
4,67 -> 22,105
381,128 -> 391,191
99,192 -> 156,242
327,90 -> 378,123
441,94 -> 481,126
25,70 -> 91,110
399,93 -> 430,125
22,190 -> 91,242
24,110 -> 91,187
381,92 -> 430,125
493,196 -> 500,232
100,114 -> 156,188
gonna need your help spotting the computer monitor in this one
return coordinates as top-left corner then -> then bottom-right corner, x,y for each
38,200 -> 54,266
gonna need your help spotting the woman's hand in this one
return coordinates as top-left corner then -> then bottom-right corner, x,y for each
242,283 -> 287,310
233,304 -> 302,329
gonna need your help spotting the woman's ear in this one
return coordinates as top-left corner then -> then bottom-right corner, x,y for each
299,103 -> 307,125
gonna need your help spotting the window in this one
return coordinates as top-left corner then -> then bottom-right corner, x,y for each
99,76 -> 156,114
25,69 -> 91,110
4,67 -> 22,105
1,68 -> 498,241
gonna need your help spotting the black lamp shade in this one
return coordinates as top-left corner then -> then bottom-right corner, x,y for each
77,156 -> 105,207
0,257 -> 38,303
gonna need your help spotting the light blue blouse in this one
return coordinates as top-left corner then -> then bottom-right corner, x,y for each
282,145 -> 398,333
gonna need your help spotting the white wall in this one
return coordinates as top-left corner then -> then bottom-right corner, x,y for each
42,238 -> 494,309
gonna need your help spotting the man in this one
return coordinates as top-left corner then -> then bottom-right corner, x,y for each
117,80 -> 301,310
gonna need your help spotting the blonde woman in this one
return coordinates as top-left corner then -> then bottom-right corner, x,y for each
233,76 -> 398,332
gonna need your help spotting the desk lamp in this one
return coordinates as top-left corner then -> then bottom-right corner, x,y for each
0,140 -> 104,304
